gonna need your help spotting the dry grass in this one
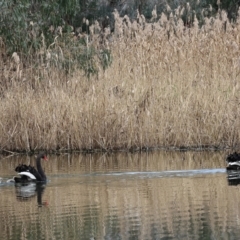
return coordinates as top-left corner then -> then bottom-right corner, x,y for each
0,9 -> 240,152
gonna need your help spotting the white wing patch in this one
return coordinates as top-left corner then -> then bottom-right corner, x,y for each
18,172 -> 36,180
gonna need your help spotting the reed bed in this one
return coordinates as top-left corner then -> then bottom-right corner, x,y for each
0,9 -> 240,152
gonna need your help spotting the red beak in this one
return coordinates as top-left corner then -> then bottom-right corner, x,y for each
44,156 -> 48,161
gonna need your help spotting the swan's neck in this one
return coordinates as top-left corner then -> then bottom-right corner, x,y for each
36,158 -> 46,181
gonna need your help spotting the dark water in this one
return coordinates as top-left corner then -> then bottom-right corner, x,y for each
0,151 -> 239,240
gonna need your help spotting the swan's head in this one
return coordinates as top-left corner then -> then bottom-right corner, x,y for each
38,152 -> 48,161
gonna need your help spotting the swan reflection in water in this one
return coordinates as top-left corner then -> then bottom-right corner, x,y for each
15,182 -> 48,207
226,170 -> 240,186
226,152 -> 240,186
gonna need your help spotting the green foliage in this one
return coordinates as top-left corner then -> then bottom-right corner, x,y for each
0,0 -> 111,77
219,0 -> 240,20
1,0 -> 64,53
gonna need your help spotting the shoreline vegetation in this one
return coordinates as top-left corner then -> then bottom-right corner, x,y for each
1,4 -> 240,153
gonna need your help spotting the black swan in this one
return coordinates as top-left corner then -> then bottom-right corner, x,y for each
13,152 -> 48,183
226,152 -> 240,170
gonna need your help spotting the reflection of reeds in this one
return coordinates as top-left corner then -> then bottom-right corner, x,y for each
0,152 -> 238,239
1,9 -> 240,151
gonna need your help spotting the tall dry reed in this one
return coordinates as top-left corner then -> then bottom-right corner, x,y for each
0,8 -> 240,152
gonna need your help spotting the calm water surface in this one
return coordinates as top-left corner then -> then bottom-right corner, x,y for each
0,151 -> 239,240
